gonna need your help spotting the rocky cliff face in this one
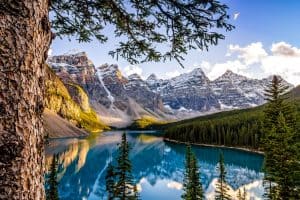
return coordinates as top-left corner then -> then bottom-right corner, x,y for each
48,52 -> 111,108
44,66 -> 107,134
148,68 -> 220,112
48,53 -> 168,127
147,69 -> 293,112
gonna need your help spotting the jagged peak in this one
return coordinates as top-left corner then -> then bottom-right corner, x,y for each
98,63 -> 119,71
128,73 -> 142,80
147,73 -> 157,80
191,67 -> 205,75
63,49 -> 87,57
217,70 -> 247,81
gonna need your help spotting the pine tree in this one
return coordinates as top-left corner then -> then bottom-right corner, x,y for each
190,154 -> 204,200
182,145 -> 193,200
237,187 -> 247,200
114,133 -> 139,200
215,152 -> 231,200
263,75 -> 300,199
264,113 -> 299,199
46,155 -> 59,200
106,163 -> 116,200
182,145 -> 203,200
243,187 -> 247,200
263,75 -> 296,131
237,189 -> 242,200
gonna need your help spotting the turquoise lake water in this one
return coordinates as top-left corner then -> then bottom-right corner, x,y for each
45,131 -> 264,200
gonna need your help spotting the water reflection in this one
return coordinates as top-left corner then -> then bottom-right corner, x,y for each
45,131 -> 264,200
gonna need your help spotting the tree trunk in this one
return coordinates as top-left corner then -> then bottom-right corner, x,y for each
0,1 -> 51,199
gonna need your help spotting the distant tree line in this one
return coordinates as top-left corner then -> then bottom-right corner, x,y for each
164,111 -> 263,149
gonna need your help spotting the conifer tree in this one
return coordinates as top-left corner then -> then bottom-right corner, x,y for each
106,163 -> 116,200
263,75 -> 296,131
46,155 -> 59,200
263,75 -> 299,199
237,189 -> 242,200
215,152 -> 231,200
182,145 -> 203,200
243,187 -> 247,200
237,187 -> 247,200
114,133 -> 139,200
264,113 -> 299,199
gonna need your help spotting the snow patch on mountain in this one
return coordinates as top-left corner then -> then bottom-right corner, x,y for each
96,69 -> 115,103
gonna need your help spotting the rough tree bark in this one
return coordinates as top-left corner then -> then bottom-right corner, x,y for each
0,0 -> 51,199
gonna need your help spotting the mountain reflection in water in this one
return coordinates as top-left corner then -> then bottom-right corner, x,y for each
45,131 -> 264,200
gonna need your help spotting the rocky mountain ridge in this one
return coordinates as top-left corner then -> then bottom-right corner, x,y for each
48,54 -> 169,127
47,51 -> 293,128
147,69 -> 292,112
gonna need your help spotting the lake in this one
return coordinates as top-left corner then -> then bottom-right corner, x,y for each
45,131 -> 265,200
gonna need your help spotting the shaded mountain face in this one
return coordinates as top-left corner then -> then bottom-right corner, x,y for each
48,51 -> 292,127
147,69 -> 293,111
147,68 -> 220,112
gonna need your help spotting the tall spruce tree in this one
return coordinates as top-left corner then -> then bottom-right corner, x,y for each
182,145 -> 203,200
264,113 -> 299,199
215,152 -> 231,200
237,187 -> 247,200
105,163 -> 116,200
237,189 -> 242,200
263,75 -> 296,131
46,155 -> 59,200
263,75 -> 300,199
243,187 -> 247,200
114,133 -> 138,200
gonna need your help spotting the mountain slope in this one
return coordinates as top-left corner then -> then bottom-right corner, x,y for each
146,69 -> 292,112
47,51 -> 293,129
159,85 -> 300,149
48,53 -> 170,127
44,66 -> 108,137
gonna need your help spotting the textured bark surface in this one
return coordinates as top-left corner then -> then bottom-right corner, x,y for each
0,0 -> 51,199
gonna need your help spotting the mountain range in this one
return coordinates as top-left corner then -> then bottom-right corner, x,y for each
44,51 -> 292,133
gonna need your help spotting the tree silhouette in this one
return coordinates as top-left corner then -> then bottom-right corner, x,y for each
105,133 -> 139,200
46,155 -> 59,200
263,75 -> 299,199
182,145 -> 203,200
215,152 -> 231,200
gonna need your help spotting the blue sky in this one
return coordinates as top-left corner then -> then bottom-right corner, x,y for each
50,0 -> 300,85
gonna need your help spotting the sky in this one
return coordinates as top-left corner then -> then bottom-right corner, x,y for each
50,0 -> 300,85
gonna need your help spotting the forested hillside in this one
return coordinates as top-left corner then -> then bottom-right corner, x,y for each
163,86 -> 300,149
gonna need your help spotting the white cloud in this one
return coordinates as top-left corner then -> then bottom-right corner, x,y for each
271,41 -> 300,56
201,41 -> 300,85
165,70 -> 181,78
205,60 -> 249,80
228,42 -> 268,65
123,65 -> 143,77
233,12 -> 240,20
261,55 -> 300,85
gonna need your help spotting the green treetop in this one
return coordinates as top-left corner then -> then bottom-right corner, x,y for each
215,152 -> 231,200
182,145 -> 203,200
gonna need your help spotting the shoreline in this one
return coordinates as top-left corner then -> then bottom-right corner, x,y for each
163,138 -> 264,155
